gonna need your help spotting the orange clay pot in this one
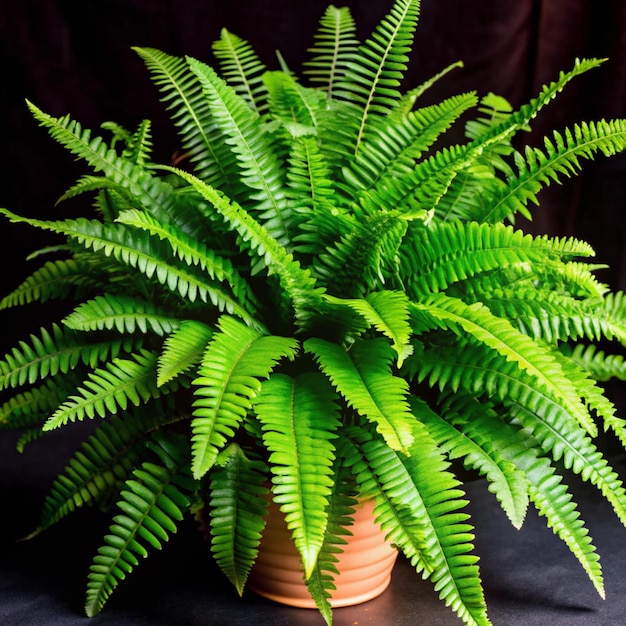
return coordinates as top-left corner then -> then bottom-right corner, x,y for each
247,498 -> 398,608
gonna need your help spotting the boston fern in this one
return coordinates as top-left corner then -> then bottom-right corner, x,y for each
2,1 -> 626,624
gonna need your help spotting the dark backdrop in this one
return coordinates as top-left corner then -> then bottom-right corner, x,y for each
1,0 -> 625,343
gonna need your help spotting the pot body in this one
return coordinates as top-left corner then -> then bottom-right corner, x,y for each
247,499 -> 398,608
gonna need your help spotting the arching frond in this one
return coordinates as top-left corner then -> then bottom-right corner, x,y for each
85,434 -> 196,617
255,372 -> 341,578
303,4 -> 360,99
305,337 -> 414,453
133,47 -> 239,189
44,349 -> 163,429
157,320 -> 213,387
212,29 -> 268,113
190,315 -> 298,479
63,293 -> 180,335
208,443 -> 269,595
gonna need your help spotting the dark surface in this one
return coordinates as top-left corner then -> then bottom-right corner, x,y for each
2,427 -> 626,626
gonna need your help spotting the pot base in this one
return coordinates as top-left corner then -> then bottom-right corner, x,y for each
247,499 -> 398,608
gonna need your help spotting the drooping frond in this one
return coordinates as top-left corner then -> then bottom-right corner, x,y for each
305,337 -> 414,453
303,4 -> 360,99
115,207 -> 258,314
337,0 -> 421,154
0,257 -> 104,308
0,323 -> 132,391
0,378 -> 70,430
190,315 -> 298,479
411,295 -> 596,434
347,419 -> 490,626
477,120 -> 626,223
44,349 -> 162,429
212,28 -> 269,114
63,293 -> 180,335
0,210 -> 258,327
324,290 -> 413,366
255,372 -> 341,578
416,397 -> 529,529
567,344 -> 626,382
401,220 -> 595,300
32,408 -> 181,536
208,443 -> 269,595
186,56 -> 294,245
157,320 -> 213,387
168,168 -> 326,328
85,434 -> 196,617
133,47 -> 239,189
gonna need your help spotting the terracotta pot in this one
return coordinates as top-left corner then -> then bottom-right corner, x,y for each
247,498 -> 398,608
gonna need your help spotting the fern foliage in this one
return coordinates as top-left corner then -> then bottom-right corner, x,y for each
3,1 -> 626,624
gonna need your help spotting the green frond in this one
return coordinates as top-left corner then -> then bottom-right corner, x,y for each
0,257 -> 102,308
208,443 -> 269,595
337,0 -> 421,154
343,91 -> 479,192
85,434 -> 195,617
304,482 -> 359,623
44,349 -> 162,430
411,295 -> 596,434
168,168 -> 326,328
0,211 -> 258,326
0,378 -> 70,430
212,29 -> 268,113
63,293 -> 180,335
324,290 -> 413,366
33,409 -> 180,536
303,4 -> 360,99
133,47 -> 239,189
186,56 -> 293,245
447,400 -> 605,597
116,207 -> 258,312
305,337 -> 414,453
157,320 -> 212,387
0,323 -> 132,391
394,60 -> 465,114
255,372 -> 341,579
506,399 -> 626,531
348,420 -> 490,626
567,344 -> 626,382
416,397 -> 529,529
478,120 -> 626,223
314,209 -> 408,298
101,119 -> 153,165
402,220 -> 594,299
190,316 -> 298,479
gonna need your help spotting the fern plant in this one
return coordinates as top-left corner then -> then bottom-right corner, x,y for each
3,1 -> 626,624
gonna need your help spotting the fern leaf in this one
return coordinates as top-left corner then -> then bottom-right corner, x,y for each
44,349 -> 162,429
305,337 -> 414,453
63,293 -> 180,335
0,378 -> 69,430
85,434 -> 195,616
255,372 -> 341,579
133,47 -> 239,189
348,420 -> 490,626
303,4 -> 360,99
190,316 -> 298,479
412,295 -> 596,435
338,0 -> 421,154
479,120 -> 626,223
157,320 -> 213,387
186,56 -> 293,245
0,323 -> 130,390
325,290 -> 413,366
208,443 -> 269,595
212,28 -> 268,113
